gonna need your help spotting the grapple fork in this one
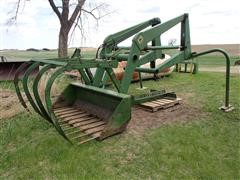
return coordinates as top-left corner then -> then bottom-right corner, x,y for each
14,14 -> 232,146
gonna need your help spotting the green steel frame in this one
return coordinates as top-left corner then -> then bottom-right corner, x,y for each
14,13 -> 234,143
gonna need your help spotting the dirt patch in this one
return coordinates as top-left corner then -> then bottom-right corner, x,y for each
126,103 -> 205,136
192,44 -> 240,56
0,89 -> 25,120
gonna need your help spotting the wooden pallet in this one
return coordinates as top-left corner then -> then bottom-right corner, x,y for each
138,98 -> 182,112
53,105 -> 106,145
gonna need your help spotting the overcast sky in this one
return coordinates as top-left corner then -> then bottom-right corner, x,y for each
0,0 -> 239,49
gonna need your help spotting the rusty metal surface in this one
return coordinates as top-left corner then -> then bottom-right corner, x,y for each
0,61 -> 38,80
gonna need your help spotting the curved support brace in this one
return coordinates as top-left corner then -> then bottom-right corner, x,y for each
192,48 -> 234,112
32,64 -> 56,124
45,67 -> 72,143
22,62 -> 44,117
13,62 -> 31,111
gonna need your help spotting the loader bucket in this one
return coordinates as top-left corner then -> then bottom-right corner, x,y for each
40,66 -> 132,144
14,62 -> 131,144
48,83 -> 131,144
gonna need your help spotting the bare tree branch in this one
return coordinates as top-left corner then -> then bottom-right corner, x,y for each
69,11 -> 86,45
81,3 -> 114,21
68,2 -> 114,48
14,0 -> 21,20
6,0 -> 22,25
68,0 -> 86,27
48,0 -> 62,22
81,9 -> 98,20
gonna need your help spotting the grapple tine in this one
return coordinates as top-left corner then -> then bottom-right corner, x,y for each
22,62 -> 44,118
45,66 -> 73,143
13,61 -> 31,111
32,64 -> 56,124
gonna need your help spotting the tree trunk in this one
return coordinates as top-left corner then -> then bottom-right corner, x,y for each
58,26 -> 69,58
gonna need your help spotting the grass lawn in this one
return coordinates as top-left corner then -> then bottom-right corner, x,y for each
0,68 -> 239,178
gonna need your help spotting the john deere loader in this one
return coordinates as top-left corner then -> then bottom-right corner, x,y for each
14,14 -> 233,145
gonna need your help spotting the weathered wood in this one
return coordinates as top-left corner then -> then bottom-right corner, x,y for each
68,116 -> 96,125
55,108 -> 82,115
54,107 -> 75,113
55,105 -> 106,145
62,113 -> 90,122
139,98 -> 182,112
58,111 -> 85,118
72,118 -> 100,127
84,124 -> 105,134
80,121 -> 106,131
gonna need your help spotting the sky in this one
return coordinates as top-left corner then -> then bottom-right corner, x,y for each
0,0 -> 239,50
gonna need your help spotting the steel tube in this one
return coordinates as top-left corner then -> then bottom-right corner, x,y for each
192,48 -> 231,108
145,46 -> 181,50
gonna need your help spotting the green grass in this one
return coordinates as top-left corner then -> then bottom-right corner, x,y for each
0,71 -> 239,179
2,48 -> 239,68
163,49 -> 239,68
196,56 -> 239,67
0,48 -> 95,60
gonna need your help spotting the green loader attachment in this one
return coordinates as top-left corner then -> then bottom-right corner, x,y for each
52,83 -> 131,143
14,13 -> 233,145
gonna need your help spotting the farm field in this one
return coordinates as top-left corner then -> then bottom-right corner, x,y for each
0,48 -> 240,179
1,44 -> 239,72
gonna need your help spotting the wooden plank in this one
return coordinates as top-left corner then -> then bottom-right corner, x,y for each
80,121 -> 106,131
141,99 -> 171,107
53,105 -> 73,110
176,98 -> 182,102
53,105 -> 69,110
70,125 -> 104,141
91,132 -> 102,138
151,101 -> 167,105
148,101 -> 164,106
84,124 -> 105,134
56,109 -> 82,116
157,99 -> 173,103
58,111 -> 85,118
62,113 -> 90,122
139,97 -> 182,112
141,102 -> 159,107
142,99 -> 172,107
154,99 -> 173,104
54,107 -> 75,113
72,118 -> 100,127
68,116 -> 96,125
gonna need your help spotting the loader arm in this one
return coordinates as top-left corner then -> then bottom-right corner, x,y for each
93,18 -> 161,86
120,13 -> 192,93
102,18 -> 161,49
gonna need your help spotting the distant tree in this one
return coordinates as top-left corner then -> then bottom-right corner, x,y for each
7,0 -> 110,57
